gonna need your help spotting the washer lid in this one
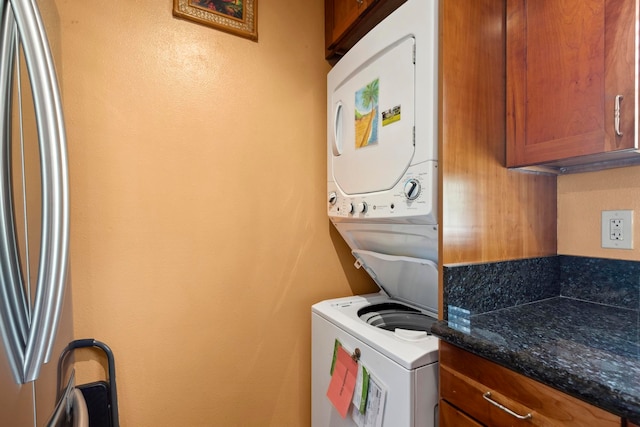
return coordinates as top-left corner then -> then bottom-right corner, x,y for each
352,250 -> 438,316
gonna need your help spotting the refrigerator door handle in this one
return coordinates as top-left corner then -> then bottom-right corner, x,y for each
0,1 -> 28,385
0,0 -> 69,384
11,0 -> 69,383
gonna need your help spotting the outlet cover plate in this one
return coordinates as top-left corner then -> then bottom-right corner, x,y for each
601,210 -> 633,249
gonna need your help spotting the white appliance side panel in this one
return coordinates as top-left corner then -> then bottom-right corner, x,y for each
415,362 -> 439,427
312,313 -> 437,427
330,37 -> 416,196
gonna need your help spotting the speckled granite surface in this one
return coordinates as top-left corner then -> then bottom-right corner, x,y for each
443,256 -> 559,318
434,256 -> 640,423
561,256 -> 640,310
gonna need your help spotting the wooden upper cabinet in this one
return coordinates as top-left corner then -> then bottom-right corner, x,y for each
328,0 -> 374,45
506,0 -> 638,170
325,0 -> 406,62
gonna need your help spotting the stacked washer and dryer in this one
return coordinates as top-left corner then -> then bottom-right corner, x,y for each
311,0 -> 440,426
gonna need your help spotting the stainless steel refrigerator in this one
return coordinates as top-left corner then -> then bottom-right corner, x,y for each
0,0 -> 82,425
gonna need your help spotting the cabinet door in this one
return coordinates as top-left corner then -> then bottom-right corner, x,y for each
325,0 -> 406,61
327,0 -> 373,47
506,0 -> 636,167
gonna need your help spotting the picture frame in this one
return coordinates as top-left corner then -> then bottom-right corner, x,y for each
173,0 -> 258,41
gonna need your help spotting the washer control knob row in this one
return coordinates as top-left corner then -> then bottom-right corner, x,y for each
343,202 -> 368,214
404,179 -> 421,200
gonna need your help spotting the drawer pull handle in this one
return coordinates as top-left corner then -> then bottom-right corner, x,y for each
482,392 -> 532,420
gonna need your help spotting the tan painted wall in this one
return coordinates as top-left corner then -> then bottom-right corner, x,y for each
53,1 -> 376,425
558,165 -> 640,261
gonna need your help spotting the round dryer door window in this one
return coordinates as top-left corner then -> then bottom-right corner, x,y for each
330,36 -> 416,196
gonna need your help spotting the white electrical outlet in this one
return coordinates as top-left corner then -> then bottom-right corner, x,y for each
601,210 -> 633,249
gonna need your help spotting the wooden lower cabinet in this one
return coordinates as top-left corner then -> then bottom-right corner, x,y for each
440,400 -> 483,427
439,342 -> 622,426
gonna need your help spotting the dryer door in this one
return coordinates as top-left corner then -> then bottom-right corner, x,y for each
330,36 -> 415,196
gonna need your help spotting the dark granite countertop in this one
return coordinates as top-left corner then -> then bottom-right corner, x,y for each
432,296 -> 640,423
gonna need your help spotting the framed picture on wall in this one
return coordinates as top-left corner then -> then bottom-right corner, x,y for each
173,0 -> 258,41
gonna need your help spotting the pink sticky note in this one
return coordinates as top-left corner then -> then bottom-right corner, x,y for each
326,345 -> 358,418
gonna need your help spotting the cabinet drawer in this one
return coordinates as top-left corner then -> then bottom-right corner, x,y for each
440,399 -> 483,427
439,342 -> 621,427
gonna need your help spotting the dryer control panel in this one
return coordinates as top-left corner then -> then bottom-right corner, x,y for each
328,161 -> 437,224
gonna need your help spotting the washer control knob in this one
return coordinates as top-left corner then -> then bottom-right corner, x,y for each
328,192 -> 337,205
348,203 -> 355,214
356,202 -> 368,213
404,179 -> 421,200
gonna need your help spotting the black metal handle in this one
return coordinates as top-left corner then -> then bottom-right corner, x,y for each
57,338 -> 120,427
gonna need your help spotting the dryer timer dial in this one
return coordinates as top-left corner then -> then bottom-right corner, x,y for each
403,179 -> 421,200
328,192 -> 337,205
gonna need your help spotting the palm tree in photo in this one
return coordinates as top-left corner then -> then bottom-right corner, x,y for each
361,79 -> 379,113
357,79 -> 379,147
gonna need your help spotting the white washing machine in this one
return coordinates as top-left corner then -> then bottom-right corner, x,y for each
314,0 -> 440,425
312,290 -> 439,427
311,228 -> 439,426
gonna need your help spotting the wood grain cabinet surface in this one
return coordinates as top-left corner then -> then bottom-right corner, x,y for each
324,0 -> 406,61
439,342 -> 622,427
440,399 -> 483,427
506,0 -> 639,171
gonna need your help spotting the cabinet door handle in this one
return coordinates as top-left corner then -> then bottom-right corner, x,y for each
356,0 -> 364,4
615,94 -> 623,136
482,392 -> 533,420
